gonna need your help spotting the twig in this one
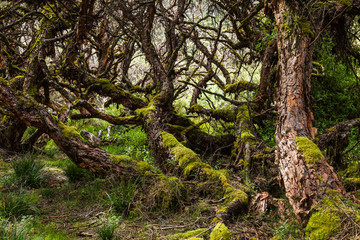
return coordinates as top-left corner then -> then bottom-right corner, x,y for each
193,225 -> 215,238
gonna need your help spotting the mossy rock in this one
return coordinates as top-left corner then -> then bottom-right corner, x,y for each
224,186 -> 248,205
209,223 -> 232,240
296,137 -> 323,164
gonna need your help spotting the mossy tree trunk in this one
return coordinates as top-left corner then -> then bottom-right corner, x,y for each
272,0 -> 346,225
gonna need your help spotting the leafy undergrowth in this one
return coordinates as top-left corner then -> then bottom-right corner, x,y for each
0,126 -> 359,239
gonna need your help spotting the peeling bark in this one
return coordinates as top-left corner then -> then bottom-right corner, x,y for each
272,0 -> 346,225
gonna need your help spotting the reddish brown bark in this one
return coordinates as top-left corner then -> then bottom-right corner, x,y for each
272,0 -> 346,225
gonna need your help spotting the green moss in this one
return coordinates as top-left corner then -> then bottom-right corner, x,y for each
154,175 -> 185,210
95,79 -> 117,91
110,154 -> 133,164
296,137 -> 323,164
236,105 -> 251,122
298,21 -> 315,38
184,162 -> 211,177
305,209 -> 341,239
209,223 -> 232,240
136,161 -> 152,174
344,178 -> 360,189
168,228 -> 207,239
187,238 -> 204,240
189,104 -> 203,111
210,109 -> 236,122
224,80 -> 258,93
91,78 -> 144,103
161,131 -> 200,168
336,0 -> 352,6
304,189 -> 360,239
204,169 -> 229,184
57,120 -> 82,140
135,103 -> 156,117
224,186 -> 248,205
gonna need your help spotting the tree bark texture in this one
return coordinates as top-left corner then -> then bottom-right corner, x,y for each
0,116 -> 27,151
273,0 -> 345,225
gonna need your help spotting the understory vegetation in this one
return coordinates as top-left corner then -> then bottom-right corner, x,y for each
1,114 -> 359,239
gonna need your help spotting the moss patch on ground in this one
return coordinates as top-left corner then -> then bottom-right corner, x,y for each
305,189 -> 360,240
305,208 -> 341,240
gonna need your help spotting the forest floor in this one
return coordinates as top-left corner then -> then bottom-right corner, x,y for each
0,124 -> 359,239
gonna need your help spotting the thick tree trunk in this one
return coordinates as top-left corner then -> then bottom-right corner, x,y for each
273,1 -> 346,225
0,116 -> 27,151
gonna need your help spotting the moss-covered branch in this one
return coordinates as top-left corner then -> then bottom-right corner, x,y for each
188,104 -> 236,122
87,78 -> 147,110
161,131 -> 248,222
72,100 -> 143,125
224,80 -> 258,93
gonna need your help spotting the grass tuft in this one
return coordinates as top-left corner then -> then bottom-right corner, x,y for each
106,179 -> 138,217
96,221 -> 117,240
0,217 -> 29,240
64,162 -> 90,182
0,191 -> 37,218
11,155 -> 44,188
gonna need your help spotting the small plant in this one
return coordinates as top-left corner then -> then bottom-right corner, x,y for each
106,179 -> 138,216
0,191 -> 37,218
64,162 -> 89,182
40,188 -> 55,199
0,217 -> 29,240
96,221 -> 117,240
11,155 -> 44,188
272,220 -> 300,240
